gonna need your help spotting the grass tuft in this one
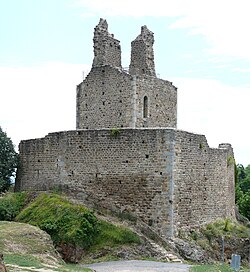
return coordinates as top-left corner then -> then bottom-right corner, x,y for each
90,220 -> 141,251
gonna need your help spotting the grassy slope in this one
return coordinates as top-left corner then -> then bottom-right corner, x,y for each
0,192 -> 141,268
15,193 -> 140,251
0,221 -> 91,271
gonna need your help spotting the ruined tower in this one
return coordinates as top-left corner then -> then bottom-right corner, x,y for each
129,25 -> 156,77
76,19 -> 177,130
92,18 -> 121,68
16,19 -> 235,238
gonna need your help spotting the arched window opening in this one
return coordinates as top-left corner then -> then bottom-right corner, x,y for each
143,96 -> 148,118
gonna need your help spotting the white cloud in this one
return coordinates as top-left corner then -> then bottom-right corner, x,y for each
169,0 -> 250,59
0,62 -> 90,149
231,67 -> 250,73
172,76 -> 250,165
73,0 -> 250,60
72,0 -> 184,17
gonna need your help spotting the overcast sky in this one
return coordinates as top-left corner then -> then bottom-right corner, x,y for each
1,0 -> 250,165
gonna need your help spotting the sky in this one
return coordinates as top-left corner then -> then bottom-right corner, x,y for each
0,0 -> 250,165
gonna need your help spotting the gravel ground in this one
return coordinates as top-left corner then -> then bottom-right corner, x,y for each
82,260 -> 191,272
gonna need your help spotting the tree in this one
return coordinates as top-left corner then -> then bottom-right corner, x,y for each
236,164 -> 250,220
0,127 -> 18,192
238,191 -> 250,220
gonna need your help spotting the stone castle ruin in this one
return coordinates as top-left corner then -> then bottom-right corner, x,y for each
16,19 -> 235,238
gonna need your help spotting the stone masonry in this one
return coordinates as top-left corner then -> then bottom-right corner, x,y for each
15,19 -> 235,238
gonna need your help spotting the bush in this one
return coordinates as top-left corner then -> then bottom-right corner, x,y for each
201,219 -> 250,241
238,191 -> 250,220
16,193 -> 98,249
0,192 -> 28,221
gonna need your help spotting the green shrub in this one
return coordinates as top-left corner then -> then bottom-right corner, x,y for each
16,193 -> 98,249
190,230 -> 199,241
201,219 -> 250,241
0,192 -> 28,221
223,218 -> 232,232
199,143 -> 204,149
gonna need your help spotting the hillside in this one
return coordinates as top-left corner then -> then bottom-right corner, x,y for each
0,221 -> 91,271
0,192 -> 180,269
0,192 -> 249,270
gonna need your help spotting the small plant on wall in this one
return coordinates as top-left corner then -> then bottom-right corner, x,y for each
227,156 -> 235,167
199,143 -> 205,149
110,128 -> 120,137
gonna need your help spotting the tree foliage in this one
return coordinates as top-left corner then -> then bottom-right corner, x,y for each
0,127 -> 18,192
236,164 -> 250,220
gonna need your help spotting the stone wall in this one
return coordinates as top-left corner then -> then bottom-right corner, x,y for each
173,131 -> 235,234
92,18 -> 121,68
129,25 -> 156,77
16,128 -> 235,238
76,66 -> 132,129
76,68 -> 177,130
16,129 -> 175,237
134,76 -> 177,128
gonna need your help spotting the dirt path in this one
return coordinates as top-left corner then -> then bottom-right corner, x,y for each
82,260 -> 191,272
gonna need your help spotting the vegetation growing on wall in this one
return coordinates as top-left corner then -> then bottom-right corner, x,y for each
227,156 -> 235,167
110,128 -> 120,137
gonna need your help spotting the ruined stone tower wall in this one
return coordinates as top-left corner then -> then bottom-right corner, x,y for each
92,18 -> 121,68
16,129 -> 235,237
76,19 -> 177,130
134,76 -> 177,128
129,26 -> 156,77
76,66 -> 133,129
76,70 -> 177,129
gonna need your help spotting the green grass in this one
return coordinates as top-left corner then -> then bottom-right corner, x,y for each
89,220 -> 141,251
4,254 -> 92,271
15,192 -> 141,253
0,192 -> 141,267
0,221 -> 60,266
55,264 -> 92,271
190,264 -> 250,272
16,193 -> 98,249
4,254 -> 44,268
